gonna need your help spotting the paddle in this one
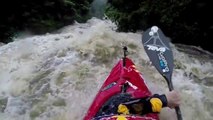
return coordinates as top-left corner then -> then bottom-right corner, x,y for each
141,26 -> 182,120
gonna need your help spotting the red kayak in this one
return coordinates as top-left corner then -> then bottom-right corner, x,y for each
84,56 -> 159,120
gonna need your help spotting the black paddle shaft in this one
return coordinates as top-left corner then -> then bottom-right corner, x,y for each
164,76 -> 182,120
142,26 -> 183,120
123,46 -> 128,67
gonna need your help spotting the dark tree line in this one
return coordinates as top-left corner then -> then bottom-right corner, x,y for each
106,0 -> 213,52
0,0 -> 93,43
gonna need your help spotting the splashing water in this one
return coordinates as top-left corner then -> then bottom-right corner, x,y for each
0,18 -> 212,120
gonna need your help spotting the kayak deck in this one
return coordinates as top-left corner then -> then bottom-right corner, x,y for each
84,57 -> 159,120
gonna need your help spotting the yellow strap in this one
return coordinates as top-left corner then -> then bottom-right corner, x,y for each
112,115 -> 127,120
150,98 -> 163,112
117,104 -> 129,115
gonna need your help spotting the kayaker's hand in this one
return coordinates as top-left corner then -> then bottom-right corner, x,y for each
165,90 -> 181,108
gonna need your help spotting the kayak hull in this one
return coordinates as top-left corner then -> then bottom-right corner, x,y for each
84,57 -> 159,120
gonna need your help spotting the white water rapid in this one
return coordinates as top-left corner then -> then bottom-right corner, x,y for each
0,18 -> 212,120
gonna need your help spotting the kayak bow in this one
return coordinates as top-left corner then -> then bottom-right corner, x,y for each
84,47 -> 159,120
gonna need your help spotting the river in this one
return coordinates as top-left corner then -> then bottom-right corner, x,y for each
0,18 -> 212,120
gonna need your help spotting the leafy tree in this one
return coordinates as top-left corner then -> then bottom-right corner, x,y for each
0,0 -> 93,43
106,0 -> 213,52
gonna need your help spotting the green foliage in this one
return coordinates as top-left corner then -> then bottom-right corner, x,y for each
0,0 -> 93,43
106,0 -> 192,31
106,0 -> 213,52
